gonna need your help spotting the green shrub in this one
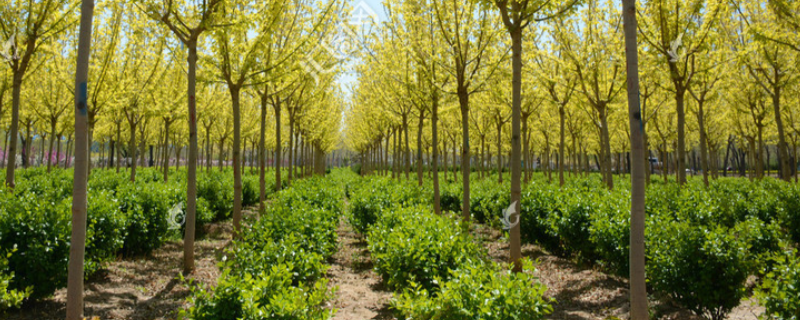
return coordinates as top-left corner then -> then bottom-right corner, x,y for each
647,221 -> 748,320
229,231 -> 330,285
197,171 -> 234,221
470,179 -> 509,224
241,175 -> 260,207
85,189 -> 127,274
439,183 -> 461,213
392,260 -> 552,320
0,249 -> 30,310
0,194 -> 72,298
367,206 -> 481,291
756,249 -> 800,320
183,266 -> 334,320
118,183 -> 175,256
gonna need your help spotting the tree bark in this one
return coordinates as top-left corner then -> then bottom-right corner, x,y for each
621,0 -> 648,316
66,1 -> 95,318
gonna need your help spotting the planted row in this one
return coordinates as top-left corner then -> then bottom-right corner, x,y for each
0,167 -> 266,301
350,177 -> 553,320
462,174 -> 795,320
182,173 -> 346,320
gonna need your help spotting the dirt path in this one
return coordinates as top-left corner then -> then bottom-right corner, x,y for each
475,225 -> 763,320
328,221 -> 394,320
7,221 -> 233,320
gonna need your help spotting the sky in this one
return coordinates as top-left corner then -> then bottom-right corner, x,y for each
335,0 -> 388,96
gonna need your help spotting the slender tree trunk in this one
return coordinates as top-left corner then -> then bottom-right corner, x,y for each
128,118 -> 137,182
288,118 -> 294,185
559,106 -> 566,187
676,88 -> 687,185
697,102 -> 710,187
66,2 -> 95,318
48,121 -> 56,172
115,123 -> 121,173
403,115 -> 410,180
163,121 -> 170,182
417,112 -> 425,186
497,122 -> 503,183
432,92 -> 441,215
230,87 -> 243,236
5,71 -> 23,189
259,96 -> 267,212
458,93 -> 471,225
621,0 -> 648,316
273,99 -> 283,191
508,25 -> 523,272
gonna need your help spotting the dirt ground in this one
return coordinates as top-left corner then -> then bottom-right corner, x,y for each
474,224 -> 764,320
327,221 -> 394,320
5,215 -> 765,320
6,221 -> 232,320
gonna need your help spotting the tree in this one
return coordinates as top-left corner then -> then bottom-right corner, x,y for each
0,0 -> 77,188
620,0 -> 647,317
65,0 -> 94,318
638,0 -> 722,185
432,0 -> 503,225
137,0 -> 223,273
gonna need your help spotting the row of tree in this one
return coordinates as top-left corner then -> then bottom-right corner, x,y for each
0,0 -> 359,318
344,0 -> 798,318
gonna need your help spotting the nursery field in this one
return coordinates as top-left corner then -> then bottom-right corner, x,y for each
1,167 -> 799,320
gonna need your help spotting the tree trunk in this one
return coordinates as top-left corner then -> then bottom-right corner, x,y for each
416,112 -> 425,186
559,106 -> 566,187
621,0 -> 648,316
259,95 -> 267,212
66,1 -> 95,318
230,86 -> 243,236
163,121 -> 170,182
5,71 -> 23,189
48,120 -> 56,172
508,25 -> 523,272
403,114 -> 410,180
676,88 -> 687,185
458,93 -> 471,226
432,92 -> 441,215
128,117 -> 137,182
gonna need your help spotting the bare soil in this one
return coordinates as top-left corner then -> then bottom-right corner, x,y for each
6,221 -> 233,320
474,224 -> 764,320
4,211 -> 764,320
327,221 -> 394,320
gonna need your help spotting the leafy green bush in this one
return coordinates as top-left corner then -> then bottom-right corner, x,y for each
0,193 -> 72,298
84,189 -> 127,274
182,266 -> 334,320
469,179 -> 509,224
439,182 -> 461,213
229,229 -> 330,285
647,221 -> 748,320
392,260 -> 552,320
757,249 -> 800,320
118,183 -> 176,256
197,171 -> 234,221
367,206 -> 480,291
0,249 -> 30,310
